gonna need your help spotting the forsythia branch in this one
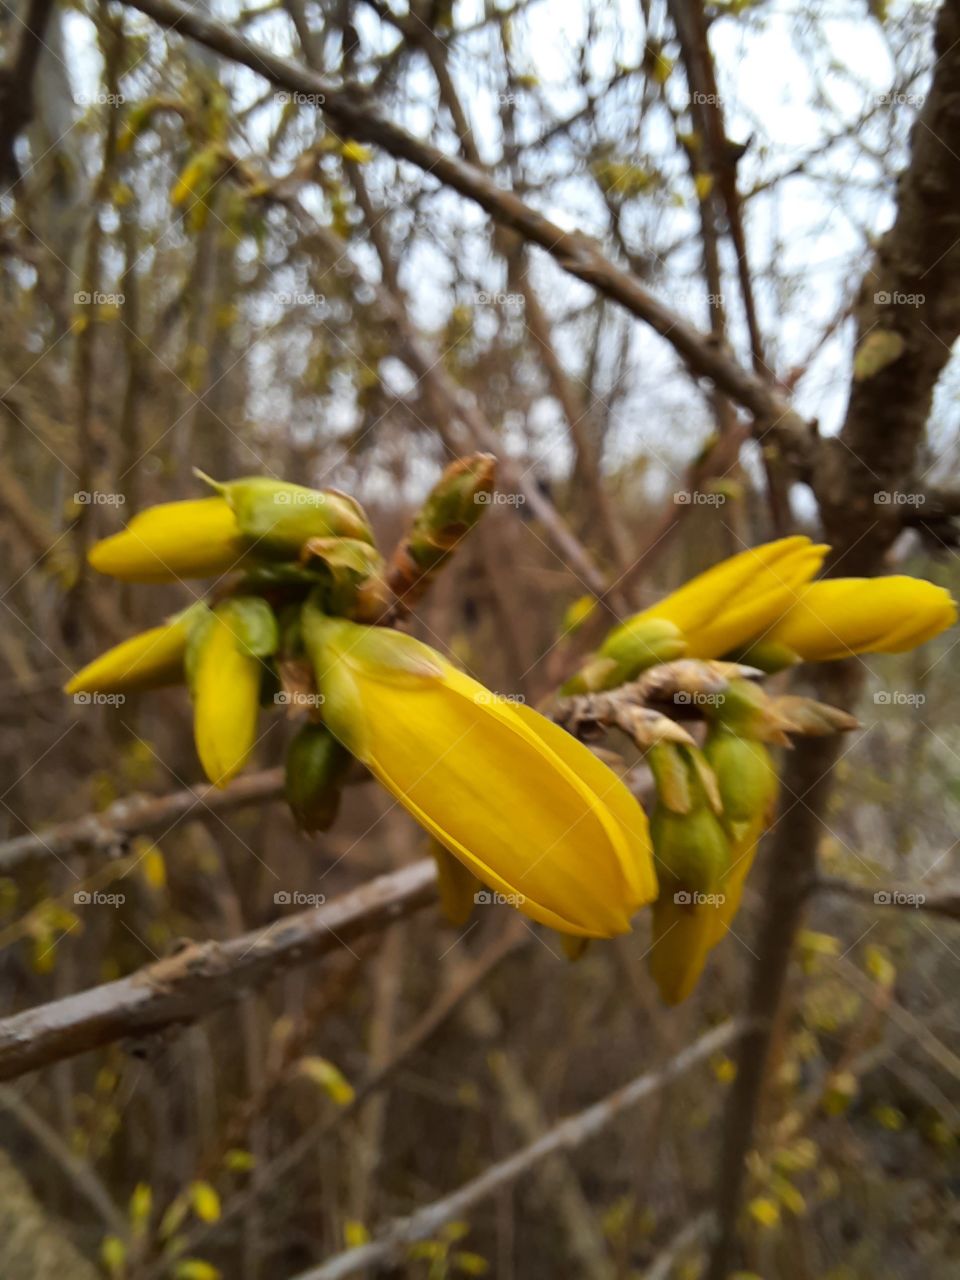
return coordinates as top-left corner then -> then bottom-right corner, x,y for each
293,1020 -> 753,1280
0,767 -> 286,873
121,0 -> 815,467
0,860 -> 437,1081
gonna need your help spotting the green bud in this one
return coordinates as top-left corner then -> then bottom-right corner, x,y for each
730,639 -> 800,674
567,618 -> 687,693
385,453 -> 496,609
285,722 -> 352,833
195,471 -> 375,555
413,452 -> 495,549
703,727 -> 778,833
650,802 -> 730,897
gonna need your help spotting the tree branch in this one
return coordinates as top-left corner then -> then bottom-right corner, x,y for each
119,0 -> 815,469
815,874 -> 960,923
295,1019 -> 752,1280
816,0 -> 960,571
0,859 -> 437,1081
0,767 -> 285,872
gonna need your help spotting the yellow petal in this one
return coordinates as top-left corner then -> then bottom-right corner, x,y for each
509,701 -> 657,903
88,498 -> 245,582
66,609 -> 199,694
306,615 -> 655,937
647,894 -> 715,1004
766,577 -> 956,661
604,538 -> 828,665
192,611 -> 261,787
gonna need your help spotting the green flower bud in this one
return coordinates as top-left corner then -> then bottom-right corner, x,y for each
650,803 -> 730,898
730,639 -> 800,674
564,618 -> 687,694
195,471 -> 375,555
386,453 -> 497,612
285,722 -> 352,833
704,728 -> 778,833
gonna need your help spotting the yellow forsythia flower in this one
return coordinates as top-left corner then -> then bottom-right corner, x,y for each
620,536 -> 828,661
303,609 -> 656,937
190,603 -> 269,787
65,605 -> 206,694
89,498 -> 245,582
573,538 -> 828,691
763,577 -> 957,662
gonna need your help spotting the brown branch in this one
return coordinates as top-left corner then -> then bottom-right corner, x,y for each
0,767 -> 286,872
295,1019 -> 752,1280
706,730 -> 842,1280
707,6 -> 960,1271
118,0 -> 815,474
815,875 -> 960,923
147,923 -> 530,1275
0,0 -> 56,185
0,859 -> 438,1081
815,0 -> 960,572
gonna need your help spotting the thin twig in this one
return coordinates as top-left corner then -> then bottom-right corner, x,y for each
0,860 -> 438,1081
0,767 -> 285,872
296,1020 -> 754,1280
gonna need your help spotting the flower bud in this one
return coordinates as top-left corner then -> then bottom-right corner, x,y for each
189,598 -> 277,787
564,618 -> 686,693
646,747 -> 731,1004
763,576 -> 957,662
704,728 -> 778,835
66,603 -> 207,694
88,498 -> 245,582
302,606 -> 656,937
195,471 -> 375,555
285,723 -> 351,833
